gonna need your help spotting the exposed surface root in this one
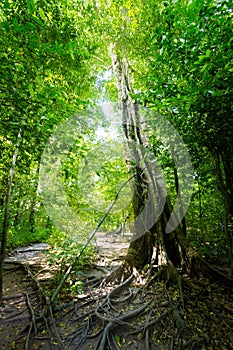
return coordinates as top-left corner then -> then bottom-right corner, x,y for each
0,251 -> 233,349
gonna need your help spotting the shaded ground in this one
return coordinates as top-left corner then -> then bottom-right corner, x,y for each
0,236 -> 233,349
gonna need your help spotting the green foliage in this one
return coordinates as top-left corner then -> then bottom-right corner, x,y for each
60,124 -> 131,231
3,200 -> 51,250
47,231 -> 95,297
6,226 -> 50,250
1,0 -> 232,271
0,0 -> 100,256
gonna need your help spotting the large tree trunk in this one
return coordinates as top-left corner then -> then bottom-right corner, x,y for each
110,46 -> 186,269
110,47 -> 233,288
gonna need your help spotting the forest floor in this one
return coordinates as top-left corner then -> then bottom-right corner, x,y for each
0,234 -> 233,350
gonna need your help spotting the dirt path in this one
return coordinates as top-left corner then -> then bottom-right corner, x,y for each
0,234 -> 130,349
94,231 -> 130,258
3,244 -> 50,295
2,232 -> 130,297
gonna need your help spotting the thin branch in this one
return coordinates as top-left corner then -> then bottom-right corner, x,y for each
92,55 -> 110,70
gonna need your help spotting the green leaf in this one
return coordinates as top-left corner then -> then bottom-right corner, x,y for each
205,49 -> 211,58
39,8 -> 47,21
29,84 -> 34,97
27,0 -> 36,14
185,103 -> 190,112
197,55 -> 206,61
114,335 -> 120,343
31,15 -> 44,27
201,63 -> 209,72
13,18 -> 18,29
26,21 -> 36,30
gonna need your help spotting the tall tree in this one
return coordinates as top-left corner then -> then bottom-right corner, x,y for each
89,0 -> 233,279
110,46 -> 188,269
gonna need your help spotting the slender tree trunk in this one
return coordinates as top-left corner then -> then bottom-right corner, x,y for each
0,129 -> 21,303
215,154 -> 233,275
174,167 -> 187,237
29,163 -> 40,233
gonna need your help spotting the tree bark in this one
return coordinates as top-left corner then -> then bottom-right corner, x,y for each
174,167 -> 187,237
29,163 -> 40,233
110,46 -> 185,269
215,154 -> 233,275
109,47 -> 233,288
0,129 -> 21,302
